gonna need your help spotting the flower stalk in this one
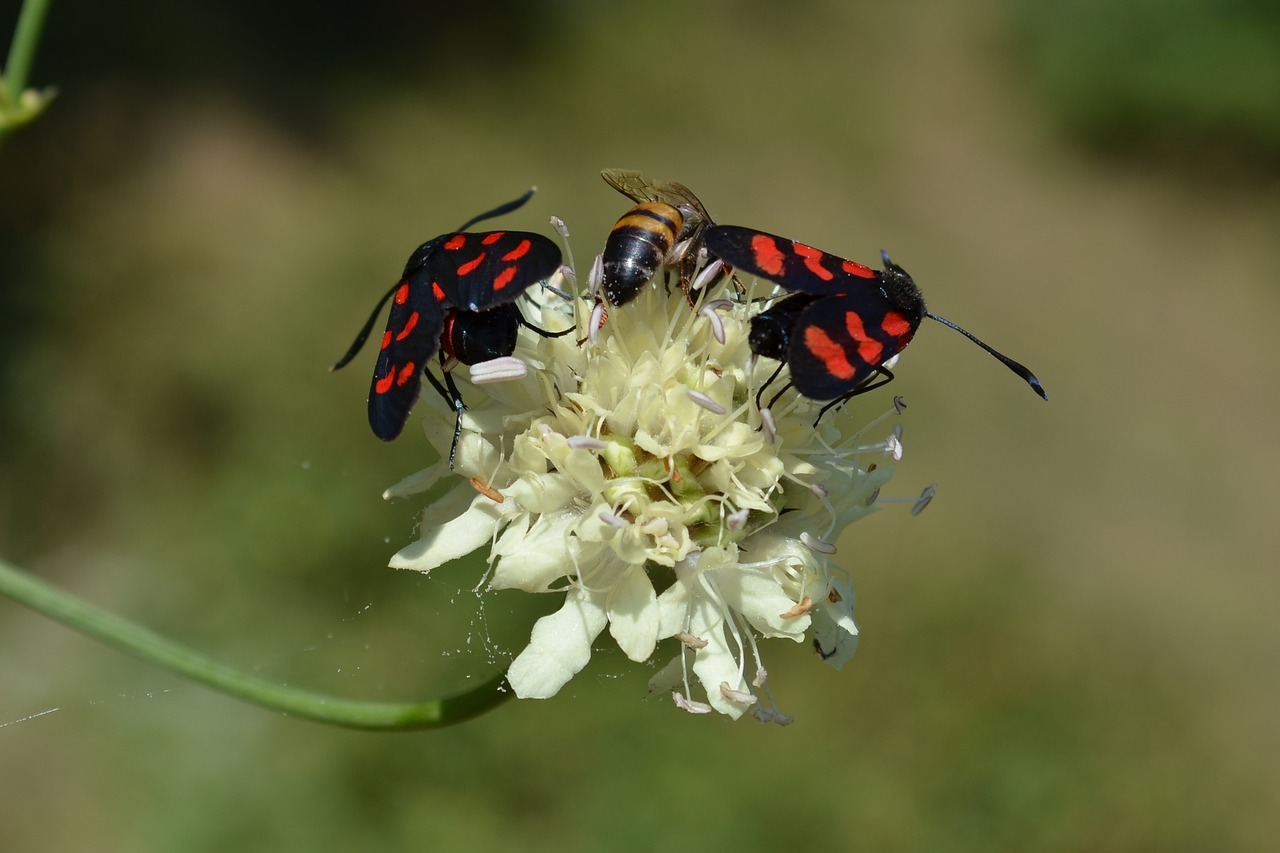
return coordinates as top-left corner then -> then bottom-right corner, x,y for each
1,0 -> 56,143
0,556 -> 513,730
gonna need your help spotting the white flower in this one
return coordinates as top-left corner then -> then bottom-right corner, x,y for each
386,259 -> 903,721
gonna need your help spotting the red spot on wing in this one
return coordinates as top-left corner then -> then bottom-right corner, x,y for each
457,253 -> 486,276
502,239 -> 532,262
750,234 -> 786,276
803,325 -> 857,380
841,259 -> 876,278
492,266 -> 518,291
395,362 -> 417,386
845,312 -> 884,364
380,330 -> 393,350
375,370 -> 395,394
395,310 -> 419,341
481,232 -> 505,245
432,281 -> 446,302
444,235 -> 466,251
881,311 -> 912,339
792,243 -> 834,281
394,282 -> 410,304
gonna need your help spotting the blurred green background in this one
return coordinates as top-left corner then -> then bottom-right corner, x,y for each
2,0 -> 1278,850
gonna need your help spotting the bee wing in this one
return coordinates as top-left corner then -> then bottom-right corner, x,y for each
601,168 -> 712,225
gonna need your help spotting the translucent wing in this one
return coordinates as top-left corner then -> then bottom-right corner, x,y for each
601,168 -> 712,225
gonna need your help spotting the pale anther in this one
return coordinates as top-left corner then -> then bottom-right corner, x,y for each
567,435 -> 607,451
598,511 -> 627,528
469,356 -> 527,384
690,258 -> 725,293
911,483 -> 937,516
800,531 -> 836,554
759,407 -> 777,443
719,683 -> 758,706
687,389 -> 726,415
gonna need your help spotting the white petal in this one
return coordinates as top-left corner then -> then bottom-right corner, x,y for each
388,488 -> 513,572
716,564 -> 809,640
382,465 -> 443,499
507,588 -> 609,699
691,626 -> 752,719
606,566 -> 660,662
655,577 -> 693,638
812,576 -> 860,670
504,472 -> 581,515
490,513 -> 588,592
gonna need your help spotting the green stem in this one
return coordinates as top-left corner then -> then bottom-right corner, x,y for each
0,556 -> 514,730
1,0 -> 53,146
4,0 -> 52,97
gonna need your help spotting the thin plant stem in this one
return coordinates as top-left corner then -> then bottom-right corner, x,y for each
0,556 -> 514,730
1,0 -> 54,146
5,0 -> 51,96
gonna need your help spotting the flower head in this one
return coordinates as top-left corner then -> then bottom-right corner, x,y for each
386,247 -> 903,721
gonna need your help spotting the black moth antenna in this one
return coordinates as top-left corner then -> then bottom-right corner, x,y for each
924,312 -> 1048,400
455,186 -> 536,232
880,250 -> 1048,401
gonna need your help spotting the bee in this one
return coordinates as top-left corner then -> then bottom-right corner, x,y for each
597,168 -> 716,307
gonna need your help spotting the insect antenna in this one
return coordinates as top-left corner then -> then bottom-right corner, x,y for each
330,280 -> 401,371
455,187 -> 536,231
923,312 -> 1048,400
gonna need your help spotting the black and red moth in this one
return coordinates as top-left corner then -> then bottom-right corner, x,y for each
703,225 -> 1047,407
331,189 -> 563,448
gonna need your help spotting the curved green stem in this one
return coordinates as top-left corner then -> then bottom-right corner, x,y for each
5,0 -> 51,97
1,0 -> 54,144
0,556 -> 514,730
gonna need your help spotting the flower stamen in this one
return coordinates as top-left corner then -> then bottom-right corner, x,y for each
911,483 -> 937,516
468,356 -> 527,384
469,476 -> 504,503
800,532 -> 837,555
567,435 -> 608,451
779,596 -> 814,619
686,389 -> 726,415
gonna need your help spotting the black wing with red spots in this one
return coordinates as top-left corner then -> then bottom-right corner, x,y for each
704,225 -> 879,296
358,229 -> 559,441
785,288 -> 921,399
366,263 -> 449,440
707,225 -> 923,401
432,230 -> 562,312
708,224 -> 1046,403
